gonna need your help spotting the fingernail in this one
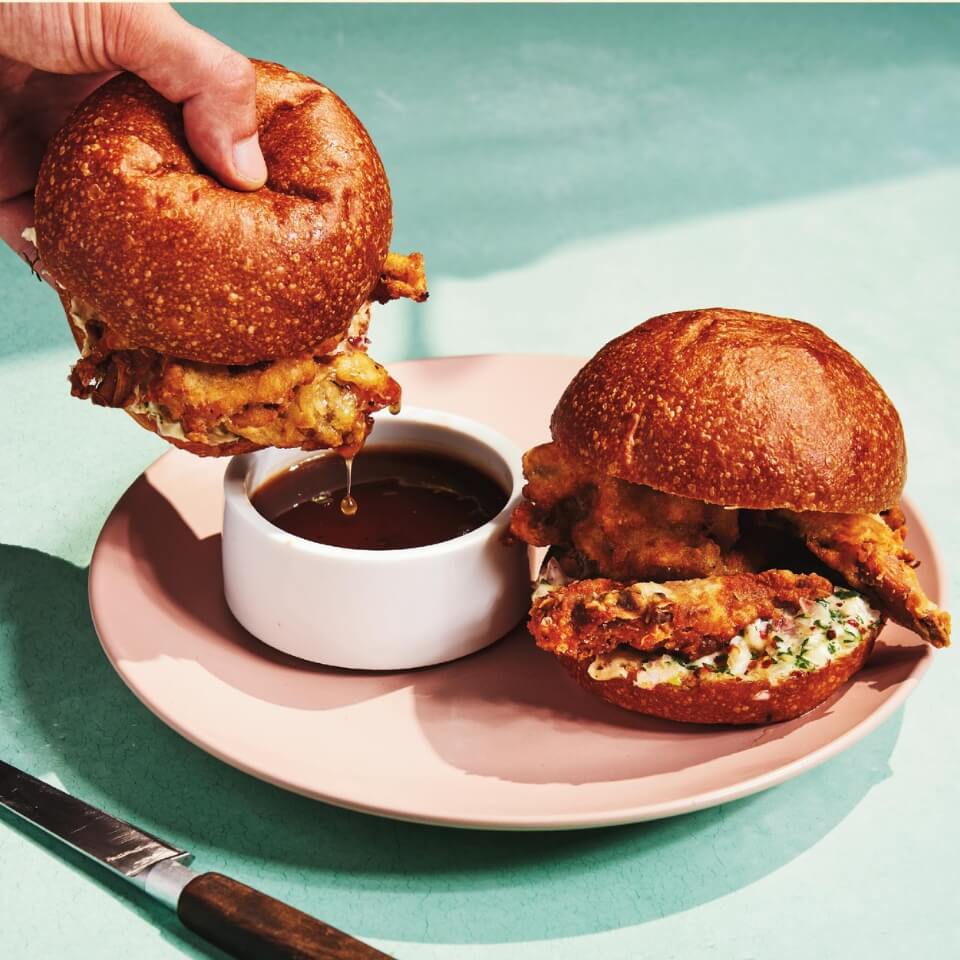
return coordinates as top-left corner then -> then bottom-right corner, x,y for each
233,133 -> 267,186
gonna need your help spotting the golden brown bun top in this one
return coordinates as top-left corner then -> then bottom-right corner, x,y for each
34,60 -> 391,364
550,308 -> 905,513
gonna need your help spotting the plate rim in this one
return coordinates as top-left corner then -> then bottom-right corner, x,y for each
89,353 -> 942,830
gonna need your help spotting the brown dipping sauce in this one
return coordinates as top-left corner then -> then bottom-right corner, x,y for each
252,448 -> 509,550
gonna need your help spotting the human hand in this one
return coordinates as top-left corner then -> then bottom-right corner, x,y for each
0,2 -> 267,263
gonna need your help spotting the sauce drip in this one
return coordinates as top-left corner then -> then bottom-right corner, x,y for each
252,447 -> 508,550
339,457 -> 357,516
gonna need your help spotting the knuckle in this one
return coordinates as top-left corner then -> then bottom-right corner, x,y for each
215,52 -> 256,98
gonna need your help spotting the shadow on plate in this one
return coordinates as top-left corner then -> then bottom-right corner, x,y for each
2,542 -> 905,945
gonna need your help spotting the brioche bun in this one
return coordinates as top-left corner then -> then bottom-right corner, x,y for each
550,308 -> 905,513
34,60 -> 391,365
555,623 -> 879,725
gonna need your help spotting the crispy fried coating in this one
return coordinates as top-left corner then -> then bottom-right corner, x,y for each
512,442 -> 751,579
71,345 -> 159,409
531,570 -> 836,662
571,479 -> 751,581
372,252 -> 429,304
509,443 -> 589,546
64,246 -> 426,454
512,443 -> 949,648
144,349 -> 399,454
881,505 -> 908,539
68,301 -> 399,454
519,442 -> 588,511
777,510 -> 951,647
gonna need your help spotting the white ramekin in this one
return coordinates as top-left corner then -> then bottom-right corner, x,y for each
222,406 -> 531,669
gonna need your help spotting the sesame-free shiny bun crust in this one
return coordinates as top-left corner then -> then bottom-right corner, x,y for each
550,309 -> 906,513
34,61 -> 392,364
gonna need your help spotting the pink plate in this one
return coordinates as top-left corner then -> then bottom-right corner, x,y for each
89,355 -> 941,829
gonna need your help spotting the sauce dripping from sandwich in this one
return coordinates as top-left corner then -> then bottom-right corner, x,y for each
341,398 -> 400,513
340,458 -> 358,517
252,448 -> 508,550
336,392 -> 401,517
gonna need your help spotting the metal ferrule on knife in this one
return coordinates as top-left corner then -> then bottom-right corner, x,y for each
0,759 -> 391,959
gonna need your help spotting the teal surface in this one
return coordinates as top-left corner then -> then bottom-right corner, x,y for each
1,4 -> 959,958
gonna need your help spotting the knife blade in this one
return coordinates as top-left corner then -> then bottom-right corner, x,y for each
0,759 -> 392,959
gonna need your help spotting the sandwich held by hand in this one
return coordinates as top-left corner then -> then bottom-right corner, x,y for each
32,61 -> 426,457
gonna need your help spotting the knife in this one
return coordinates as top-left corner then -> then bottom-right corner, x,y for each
0,759 -> 392,959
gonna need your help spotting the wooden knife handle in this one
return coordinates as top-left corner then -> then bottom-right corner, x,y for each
177,872 -> 393,960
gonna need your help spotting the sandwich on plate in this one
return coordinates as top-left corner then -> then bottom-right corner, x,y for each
510,308 -> 950,724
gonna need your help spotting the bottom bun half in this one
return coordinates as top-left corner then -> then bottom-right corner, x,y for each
124,410 -> 262,458
553,625 -> 880,725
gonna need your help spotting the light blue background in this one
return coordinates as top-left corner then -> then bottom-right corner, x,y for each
1,5 -> 958,958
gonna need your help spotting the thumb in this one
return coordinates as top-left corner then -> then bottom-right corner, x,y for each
108,5 -> 267,190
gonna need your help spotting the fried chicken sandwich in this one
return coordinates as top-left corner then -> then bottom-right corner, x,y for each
31,60 -> 427,456
510,308 -> 950,724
